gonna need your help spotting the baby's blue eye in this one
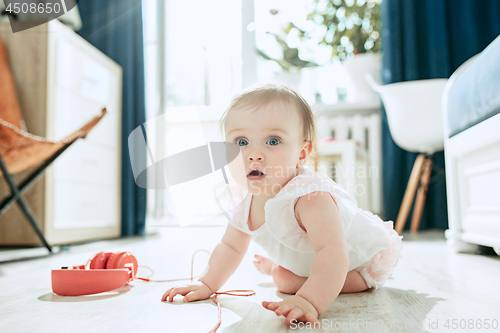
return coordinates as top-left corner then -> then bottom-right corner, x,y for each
267,138 -> 280,146
236,138 -> 248,146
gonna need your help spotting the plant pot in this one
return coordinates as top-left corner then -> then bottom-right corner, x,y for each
342,53 -> 382,103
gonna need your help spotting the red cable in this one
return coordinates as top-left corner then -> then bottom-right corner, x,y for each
207,290 -> 256,333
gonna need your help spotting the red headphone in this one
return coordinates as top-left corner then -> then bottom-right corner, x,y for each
51,251 -> 138,296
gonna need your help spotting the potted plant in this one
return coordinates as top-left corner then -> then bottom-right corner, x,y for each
266,0 -> 382,102
304,0 -> 381,60
305,0 -> 382,102
256,12 -> 319,90
256,33 -> 319,90
257,32 -> 319,73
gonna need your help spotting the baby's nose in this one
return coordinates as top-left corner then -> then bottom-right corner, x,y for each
248,149 -> 264,161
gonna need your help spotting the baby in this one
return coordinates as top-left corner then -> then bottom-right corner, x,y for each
161,84 -> 403,324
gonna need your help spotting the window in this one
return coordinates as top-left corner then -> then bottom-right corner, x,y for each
143,0 -> 243,225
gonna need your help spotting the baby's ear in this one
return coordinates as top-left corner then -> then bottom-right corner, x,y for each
298,141 -> 313,167
304,140 -> 313,154
302,140 -> 313,156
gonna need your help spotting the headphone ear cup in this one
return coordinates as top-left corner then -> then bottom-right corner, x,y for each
105,252 -> 118,269
89,252 -> 113,269
106,251 -> 138,276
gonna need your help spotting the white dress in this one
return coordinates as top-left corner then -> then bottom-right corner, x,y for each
215,165 -> 403,289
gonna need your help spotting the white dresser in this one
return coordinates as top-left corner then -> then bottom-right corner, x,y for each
0,20 -> 122,245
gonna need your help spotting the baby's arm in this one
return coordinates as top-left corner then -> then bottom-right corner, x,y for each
198,223 -> 251,292
294,191 -> 349,315
162,223 -> 251,302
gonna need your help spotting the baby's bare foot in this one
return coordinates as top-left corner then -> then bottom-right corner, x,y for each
253,254 -> 274,275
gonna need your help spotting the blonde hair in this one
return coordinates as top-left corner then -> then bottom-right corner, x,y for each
218,83 -> 317,163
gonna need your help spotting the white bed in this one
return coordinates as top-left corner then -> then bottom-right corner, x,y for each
442,36 -> 500,255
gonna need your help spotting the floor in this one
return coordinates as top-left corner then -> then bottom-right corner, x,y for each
1,227 -> 499,333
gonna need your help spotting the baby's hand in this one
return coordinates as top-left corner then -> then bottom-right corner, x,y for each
161,281 -> 213,303
262,295 -> 319,325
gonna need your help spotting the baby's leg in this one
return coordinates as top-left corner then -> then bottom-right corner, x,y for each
271,263 -> 369,294
271,262 -> 308,294
253,254 -> 275,275
340,270 -> 369,293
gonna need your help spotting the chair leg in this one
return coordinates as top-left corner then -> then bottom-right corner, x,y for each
394,154 -> 426,235
15,194 -> 52,252
0,141 -> 75,215
0,155 -> 52,252
410,157 -> 433,232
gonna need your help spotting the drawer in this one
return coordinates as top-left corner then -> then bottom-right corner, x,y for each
79,53 -> 111,105
52,181 -> 118,230
53,140 -> 118,186
53,86 -> 118,148
55,37 -> 112,106
457,136 -> 500,238
462,159 -> 500,237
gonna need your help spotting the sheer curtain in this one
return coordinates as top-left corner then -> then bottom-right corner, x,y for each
143,0 -> 244,225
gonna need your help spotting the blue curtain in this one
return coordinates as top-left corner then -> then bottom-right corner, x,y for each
77,0 -> 147,236
381,0 -> 500,230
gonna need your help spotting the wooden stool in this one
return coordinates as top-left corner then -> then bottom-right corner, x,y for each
394,154 -> 434,235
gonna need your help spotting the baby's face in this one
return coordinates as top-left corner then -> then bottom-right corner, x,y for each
225,102 -> 309,197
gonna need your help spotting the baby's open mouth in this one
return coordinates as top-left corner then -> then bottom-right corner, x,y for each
247,169 -> 265,181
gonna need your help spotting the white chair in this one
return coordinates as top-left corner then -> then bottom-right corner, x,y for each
367,75 -> 448,234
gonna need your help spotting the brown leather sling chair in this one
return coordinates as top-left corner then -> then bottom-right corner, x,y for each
0,36 -> 106,252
